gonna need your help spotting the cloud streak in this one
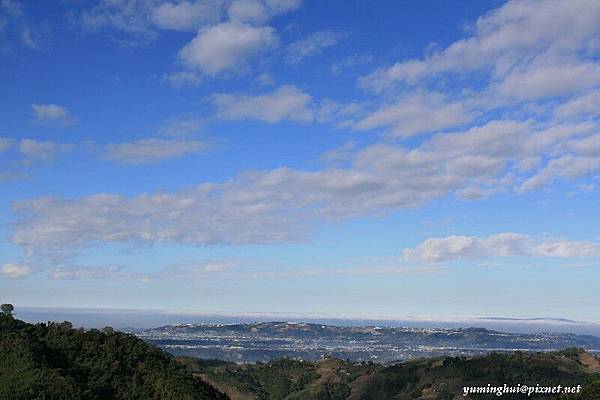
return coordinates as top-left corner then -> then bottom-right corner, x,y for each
103,138 -> 209,164
1,263 -> 31,278
11,115 -> 599,251
213,85 -> 313,123
403,233 -> 600,262
31,103 -> 75,126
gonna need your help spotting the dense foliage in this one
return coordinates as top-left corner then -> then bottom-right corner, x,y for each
0,315 -> 227,400
192,358 -> 320,399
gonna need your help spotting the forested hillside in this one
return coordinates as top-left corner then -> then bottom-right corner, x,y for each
0,314 -> 227,400
191,350 -> 600,400
2,311 -> 600,399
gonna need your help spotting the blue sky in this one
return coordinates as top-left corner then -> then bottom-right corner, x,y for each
1,0 -> 600,321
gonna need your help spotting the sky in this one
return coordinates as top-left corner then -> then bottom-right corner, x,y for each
1,0 -> 599,321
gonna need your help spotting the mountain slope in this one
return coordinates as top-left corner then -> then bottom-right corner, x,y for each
192,350 -> 600,400
0,315 -> 227,400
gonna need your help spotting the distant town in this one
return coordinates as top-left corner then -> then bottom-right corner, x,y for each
137,321 -> 600,363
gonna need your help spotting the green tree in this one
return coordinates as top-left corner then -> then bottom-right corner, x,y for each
0,303 -> 14,316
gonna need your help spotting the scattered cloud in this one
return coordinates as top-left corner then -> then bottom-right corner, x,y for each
566,183 -> 595,197
157,116 -> 203,137
19,139 -> 74,162
286,30 -> 344,64
331,53 -> 373,75
79,0 -> 160,45
80,0 -> 221,45
257,71 -> 274,85
555,92 -> 600,119
104,138 -> 209,164
404,233 -> 600,262
165,259 -> 238,278
163,71 -> 202,88
497,61 -> 600,101
227,0 -> 301,24
19,25 -> 37,49
354,92 -> 475,137
49,265 -> 123,280
151,0 -> 223,31
0,0 -> 48,51
0,171 -> 27,183
31,103 -> 75,126
359,0 -> 600,97
0,263 -> 31,278
10,116 -> 600,250
78,0 -> 300,48
6,0 -> 600,259
0,137 -> 12,152
179,22 -> 277,75
213,84 -> 313,123
1,0 -> 24,17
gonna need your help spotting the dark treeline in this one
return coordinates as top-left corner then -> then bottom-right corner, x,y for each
0,311 -> 227,400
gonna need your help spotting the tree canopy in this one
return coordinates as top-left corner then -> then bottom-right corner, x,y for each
0,314 -> 227,400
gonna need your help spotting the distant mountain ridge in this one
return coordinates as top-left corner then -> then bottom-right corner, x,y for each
138,321 -> 600,363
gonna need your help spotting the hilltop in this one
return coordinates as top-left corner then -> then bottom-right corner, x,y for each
0,314 -> 227,400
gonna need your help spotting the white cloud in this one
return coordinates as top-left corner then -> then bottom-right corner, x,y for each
286,30 -> 343,64
0,137 -> 12,152
19,139 -> 74,161
227,0 -> 267,24
316,99 -> 362,125
179,22 -> 277,75
555,92 -> 600,118
359,0 -> 600,96
19,26 -> 38,49
31,103 -> 75,126
331,53 -> 373,75
163,71 -> 202,88
80,0 -> 221,43
354,92 -> 474,137
0,171 -> 27,182
566,183 -> 595,197
80,0 -> 299,46
257,71 -> 274,85
519,154 -> 600,192
213,85 -> 313,122
263,0 -> 301,15
49,265 -> 123,280
0,0 -> 47,51
151,0 -> 223,31
404,233 -> 600,262
1,263 -> 31,278
80,0 -> 161,44
104,138 -> 208,164
227,0 -> 301,24
10,117 -> 600,250
157,116 -> 203,137
165,259 -> 238,278
1,0 -> 24,17
497,61 -> 600,100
